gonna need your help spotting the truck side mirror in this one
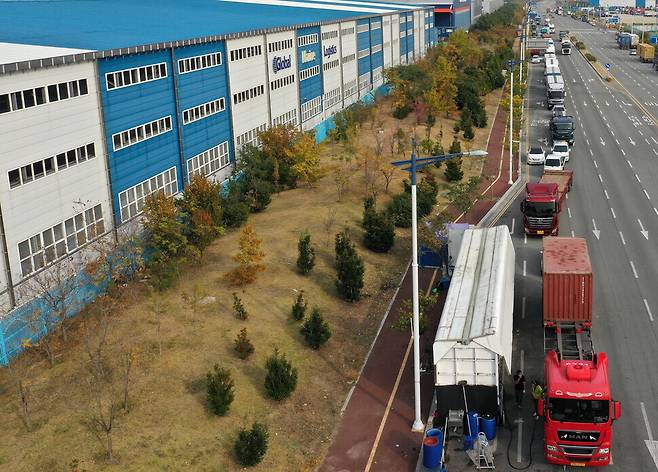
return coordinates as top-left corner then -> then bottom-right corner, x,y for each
538,398 -> 545,417
613,401 -> 621,420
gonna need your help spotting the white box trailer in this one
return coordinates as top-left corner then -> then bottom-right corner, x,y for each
433,226 -> 515,423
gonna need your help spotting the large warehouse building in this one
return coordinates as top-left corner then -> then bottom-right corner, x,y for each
0,0 -> 438,363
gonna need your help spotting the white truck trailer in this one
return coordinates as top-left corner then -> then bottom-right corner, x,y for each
432,226 -> 515,424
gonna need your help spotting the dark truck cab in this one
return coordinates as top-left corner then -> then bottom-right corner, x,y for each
550,115 -> 575,146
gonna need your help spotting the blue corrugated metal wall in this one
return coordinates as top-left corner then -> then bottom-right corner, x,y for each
297,25 -> 323,117
175,41 -> 234,181
370,17 -> 383,71
98,51 -> 183,225
357,19 -> 371,79
407,13 -> 415,60
399,13 -> 407,58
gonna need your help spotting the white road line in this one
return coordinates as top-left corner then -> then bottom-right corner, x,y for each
619,231 -> 625,245
510,218 -> 515,235
522,297 -> 526,320
641,402 -> 654,441
653,137 -> 658,145
593,160 -> 598,168
644,300 -> 655,322
636,174 -> 642,183
645,190 -> 651,200
589,148 -> 594,156
621,149 -> 626,156
647,139 -> 652,146
604,189 -> 609,199
598,174 -> 603,183
615,138 -> 620,145
611,208 -> 616,219
523,260 -> 526,277
653,149 -> 658,157
628,160 -> 633,168
631,261 -> 639,279
516,419 -> 523,464
568,208 -> 572,218
611,130 -> 615,137
571,230 -> 575,238
639,130 -> 644,136
524,233 -> 527,245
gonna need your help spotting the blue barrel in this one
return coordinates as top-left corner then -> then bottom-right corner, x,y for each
425,429 -> 443,466
423,436 -> 441,468
463,435 -> 475,450
467,411 -> 480,436
480,414 -> 497,440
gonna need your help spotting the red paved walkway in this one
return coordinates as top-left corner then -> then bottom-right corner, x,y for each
320,89 -> 517,472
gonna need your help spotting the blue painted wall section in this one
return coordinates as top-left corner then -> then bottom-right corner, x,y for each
370,17 -> 383,71
407,13 -> 415,60
98,51 -> 182,225
175,41 -> 234,180
357,18 -> 371,78
297,25 -> 323,118
399,13 -> 407,58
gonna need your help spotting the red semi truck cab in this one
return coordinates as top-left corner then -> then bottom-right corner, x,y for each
521,170 -> 572,236
539,237 -> 621,467
541,351 -> 621,467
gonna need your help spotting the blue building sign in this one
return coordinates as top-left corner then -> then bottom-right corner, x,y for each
272,55 -> 292,73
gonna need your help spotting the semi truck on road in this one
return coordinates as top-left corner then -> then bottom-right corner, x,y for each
521,170 -> 573,236
638,43 -> 655,63
551,115 -> 575,145
561,39 -> 572,55
539,237 -> 621,467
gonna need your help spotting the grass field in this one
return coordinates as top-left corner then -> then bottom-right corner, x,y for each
0,91 -> 501,472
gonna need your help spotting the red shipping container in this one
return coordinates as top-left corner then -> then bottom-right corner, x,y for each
542,237 -> 593,324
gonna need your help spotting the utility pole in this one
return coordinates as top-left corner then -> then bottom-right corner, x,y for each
508,60 -> 515,185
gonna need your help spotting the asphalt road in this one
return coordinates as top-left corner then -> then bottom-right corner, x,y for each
494,3 -> 658,470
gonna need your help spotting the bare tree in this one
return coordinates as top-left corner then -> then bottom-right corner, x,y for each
149,298 -> 168,357
323,208 -> 338,248
121,347 -> 137,412
331,152 -> 355,202
6,357 -> 33,431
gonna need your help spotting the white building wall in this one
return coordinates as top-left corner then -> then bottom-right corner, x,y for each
321,23 -> 343,120
414,10 -> 423,60
226,36 -> 269,157
0,61 -> 113,296
339,21 -> 358,108
391,15 -> 400,67
265,30 -> 300,129
382,15 -> 393,69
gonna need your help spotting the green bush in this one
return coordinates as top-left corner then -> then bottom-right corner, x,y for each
386,192 -> 412,228
220,184 -> 250,228
445,159 -> 464,182
300,307 -> 332,350
585,52 -> 597,62
417,175 -> 438,217
334,231 -> 365,302
206,365 -> 235,416
234,422 -> 269,467
291,291 -> 307,321
264,348 -> 298,401
576,41 -> 585,50
392,104 -> 412,119
363,207 -> 395,253
296,231 -> 316,275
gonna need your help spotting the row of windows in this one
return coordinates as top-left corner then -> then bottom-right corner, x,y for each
0,79 -> 88,114
9,143 -> 96,190
342,53 -> 356,64
119,167 -> 178,223
343,79 -> 358,99
187,141 -> 230,179
272,109 -> 297,127
236,123 -> 267,150
270,74 -> 295,91
233,84 -> 265,105
359,73 -> 371,90
340,26 -> 355,36
400,15 -> 408,24
178,52 -> 222,74
373,67 -> 383,84
300,96 -> 322,122
182,97 -> 225,125
357,49 -> 370,60
300,65 -> 320,81
371,20 -> 382,30
324,87 -> 341,109
400,30 -> 407,38
112,116 -> 172,151
357,24 -> 369,34
268,38 -> 294,53
321,30 -> 338,41
230,45 -> 262,62
106,63 -> 167,90
19,204 -> 105,277
323,59 -> 339,72
297,33 -> 319,47
372,44 -> 383,54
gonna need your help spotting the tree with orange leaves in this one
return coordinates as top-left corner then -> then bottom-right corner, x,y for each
224,225 -> 266,285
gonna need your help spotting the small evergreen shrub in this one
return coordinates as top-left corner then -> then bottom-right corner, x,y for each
363,210 -> 395,253
301,307 -> 332,350
291,291 -> 307,321
234,422 -> 269,467
444,159 -> 464,182
386,192 -> 412,228
232,293 -> 248,320
206,365 -> 235,416
234,328 -> 255,359
334,232 -> 365,302
296,231 -> 316,275
585,53 -> 596,62
264,348 -> 298,401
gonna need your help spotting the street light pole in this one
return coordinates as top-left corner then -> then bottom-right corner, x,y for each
508,60 -> 514,185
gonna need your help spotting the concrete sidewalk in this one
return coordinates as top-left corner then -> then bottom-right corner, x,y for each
319,90 -> 517,472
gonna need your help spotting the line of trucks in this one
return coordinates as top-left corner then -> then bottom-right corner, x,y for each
616,32 -> 658,70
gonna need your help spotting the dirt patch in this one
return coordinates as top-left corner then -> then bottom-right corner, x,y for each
0,91 -> 503,472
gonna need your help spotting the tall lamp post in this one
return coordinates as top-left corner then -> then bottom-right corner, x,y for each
507,59 -> 519,185
392,143 -> 488,432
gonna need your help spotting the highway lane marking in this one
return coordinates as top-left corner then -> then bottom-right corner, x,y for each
629,137 -> 636,146
524,233 -> 527,245
621,149 -> 626,156
604,189 -> 609,199
653,137 -> 658,145
567,208 -> 572,218
645,190 -> 651,200
586,138 -> 590,146
592,218 -> 600,240
615,138 -> 620,146
631,261 -> 639,279
593,160 -> 598,168
610,130 -> 615,137
641,402 -> 654,441
611,208 -> 616,219
644,300 -> 655,322
647,138 -> 652,146
589,148 -> 594,156
522,297 -> 526,320
636,174 -> 642,183
654,149 -> 658,157
598,174 -> 603,183
571,230 -> 575,238
516,418 -> 524,464
523,260 -> 526,277
619,231 -> 625,245
639,219 -> 649,240
639,130 -> 644,136
627,160 -> 633,168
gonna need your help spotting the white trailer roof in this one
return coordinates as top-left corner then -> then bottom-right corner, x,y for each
433,226 -> 515,386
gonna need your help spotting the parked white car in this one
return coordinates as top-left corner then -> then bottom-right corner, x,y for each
552,104 -> 566,117
544,154 -> 565,171
531,55 -> 543,64
551,140 -> 571,162
527,146 -> 546,165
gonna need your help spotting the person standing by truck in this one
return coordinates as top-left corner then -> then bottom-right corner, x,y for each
531,380 -> 545,418
514,370 -> 526,407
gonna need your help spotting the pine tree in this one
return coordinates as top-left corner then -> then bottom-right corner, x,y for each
264,348 -> 298,401
363,203 -> 395,253
300,307 -> 332,350
234,328 -> 255,359
449,137 -> 462,154
296,231 -> 316,275
224,225 -> 266,285
233,293 -> 248,320
206,365 -> 235,416
234,422 -> 269,466
291,291 -> 307,321
335,231 -> 365,301
444,159 -> 464,182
